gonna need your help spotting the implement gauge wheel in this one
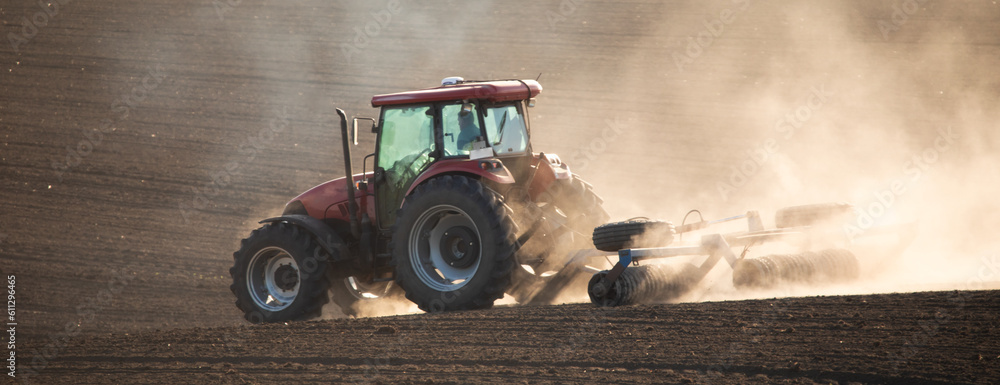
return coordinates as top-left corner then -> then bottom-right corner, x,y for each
592,219 -> 676,252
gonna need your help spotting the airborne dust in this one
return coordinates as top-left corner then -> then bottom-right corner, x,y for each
292,1 -> 1000,318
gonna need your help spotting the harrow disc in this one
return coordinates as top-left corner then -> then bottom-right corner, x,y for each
589,263 -> 699,307
732,248 -> 859,288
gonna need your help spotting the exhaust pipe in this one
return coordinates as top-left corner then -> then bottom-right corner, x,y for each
336,108 -> 361,239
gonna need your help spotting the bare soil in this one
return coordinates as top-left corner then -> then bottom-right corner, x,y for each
2,0 -> 999,384
22,291 -> 1000,384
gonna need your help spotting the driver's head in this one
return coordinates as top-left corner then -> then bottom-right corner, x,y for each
458,110 -> 475,127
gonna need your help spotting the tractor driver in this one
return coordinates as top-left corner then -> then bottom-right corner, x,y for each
455,109 -> 481,153
443,103 -> 482,156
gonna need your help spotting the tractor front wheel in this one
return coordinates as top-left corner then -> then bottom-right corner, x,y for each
391,175 -> 517,312
230,223 -> 331,323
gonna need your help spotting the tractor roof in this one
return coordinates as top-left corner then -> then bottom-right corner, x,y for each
371,79 -> 542,107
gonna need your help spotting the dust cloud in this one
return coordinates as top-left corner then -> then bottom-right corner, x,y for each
246,1 -> 1000,317
323,294 -> 423,319
532,1 -> 1000,301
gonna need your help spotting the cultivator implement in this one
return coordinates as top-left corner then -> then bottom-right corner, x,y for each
560,207 -> 916,307
732,249 -> 860,288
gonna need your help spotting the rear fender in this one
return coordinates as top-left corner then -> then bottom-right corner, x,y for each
528,153 -> 572,200
259,215 -> 351,262
404,158 -> 515,197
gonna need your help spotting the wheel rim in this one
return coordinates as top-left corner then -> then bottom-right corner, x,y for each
247,246 -> 300,312
408,204 -> 483,292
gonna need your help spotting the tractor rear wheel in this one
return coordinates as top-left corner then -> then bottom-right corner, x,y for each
509,174 -> 610,305
230,223 -> 331,323
550,175 -> 611,236
391,175 -> 517,312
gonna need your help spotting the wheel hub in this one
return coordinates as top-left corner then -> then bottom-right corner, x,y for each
274,264 -> 299,291
439,226 -> 479,268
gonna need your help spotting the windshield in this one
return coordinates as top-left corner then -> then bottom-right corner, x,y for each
483,104 -> 527,155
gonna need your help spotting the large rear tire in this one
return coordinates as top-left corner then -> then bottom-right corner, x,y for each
391,175 -> 517,312
549,175 -> 611,236
230,223 -> 331,323
509,174 -> 610,304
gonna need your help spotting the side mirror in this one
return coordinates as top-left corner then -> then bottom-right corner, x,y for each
527,98 -> 536,108
351,120 -> 358,145
352,117 -> 377,144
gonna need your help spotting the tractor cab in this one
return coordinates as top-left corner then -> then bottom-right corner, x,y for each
367,78 -> 542,228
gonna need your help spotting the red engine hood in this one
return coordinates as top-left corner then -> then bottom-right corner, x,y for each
287,173 -> 374,221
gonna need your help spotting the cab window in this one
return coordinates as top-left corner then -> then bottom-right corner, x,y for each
483,104 -> 527,155
377,105 -> 434,188
440,103 -> 481,156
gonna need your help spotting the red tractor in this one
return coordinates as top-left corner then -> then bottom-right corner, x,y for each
230,78 -> 609,323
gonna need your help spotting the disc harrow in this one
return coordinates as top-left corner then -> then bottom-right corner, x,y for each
576,208 -> 914,307
588,263 -> 699,306
732,249 -> 859,288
